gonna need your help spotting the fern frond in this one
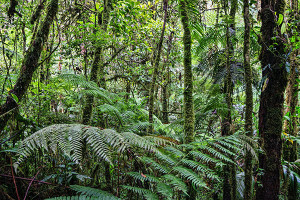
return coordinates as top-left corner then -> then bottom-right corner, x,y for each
156,182 -> 173,199
217,139 -> 241,152
197,145 -> 235,164
190,151 -> 223,166
155,151 -> 176,166
16,124 -> 158,168
56,74 -> 114,103
143,136 -> 177,146
100,129 -> 129,153
121,185 -> 159,200
141,157 -> 170,174
164,146 -> 185,158
82,89 -> 112,104
208,142 -> 237,158
18,124 -> 85,164
173,166 -> 208,189
127,172 -> 160,183
124,121 -> 150,133
162,174 -> 188,195
70,185 -> 121,200
98,104 -> 123,125
121,132 -> 157,152
46,195 -> 100,200
180,159 -> 220,181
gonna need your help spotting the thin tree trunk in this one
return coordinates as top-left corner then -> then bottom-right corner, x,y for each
0,0 -> 58,134
222,0 -> 237,199
82,0 -> 111,124
282,1 -> 299,199
180,0 -> 195,199
148,0 -> 168,133
243,0 -> 253,198
256,0 -> 288,199
180,0 -> 194,144
282,0 -> 298,163
162,31 -> 174,124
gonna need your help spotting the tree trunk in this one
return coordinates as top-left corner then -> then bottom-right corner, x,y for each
148,0 -> 168,133
0,0 -> 58,134
179,1 -> 196,199
180,0 -> 194,144
282,1 -> 299,199
256,0 -> 288,199
222,0 -> 237,199
82,0 -> 111,124
282,0 -> 299,164
161,31 -> 174,124
243,0 -> 254,198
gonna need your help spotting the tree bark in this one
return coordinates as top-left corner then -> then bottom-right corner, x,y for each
161,31 -> 174,124
282,1 -> 299,199
243,0 -> 253,198
179,1 -> 195,198
0,0 -> 58,135
180,0 -> 194,144
82,0 -> 112,124
256,0 -> 288,199
148,0 -> 168,133
282,0 -> 299,164
222,0 -> 237,199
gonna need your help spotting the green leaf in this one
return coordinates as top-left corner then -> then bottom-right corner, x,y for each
277,14 -> 283,25
11,93 -> 19,103
281,22 -> 286,34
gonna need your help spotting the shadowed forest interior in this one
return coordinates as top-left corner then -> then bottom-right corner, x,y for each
0,0 -> 299,199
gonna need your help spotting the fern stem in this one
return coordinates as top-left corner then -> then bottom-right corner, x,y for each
10,158 -> 20,200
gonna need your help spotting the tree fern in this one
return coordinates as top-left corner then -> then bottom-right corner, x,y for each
16,124 -> 159,167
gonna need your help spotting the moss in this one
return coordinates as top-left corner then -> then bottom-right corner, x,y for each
180,0 -> 195,144
0,0 -> 58,134
256,0 -> 288,199
82,0 -> 112,124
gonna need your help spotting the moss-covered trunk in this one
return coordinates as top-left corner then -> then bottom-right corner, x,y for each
282,0 -> 299,164
256,0 -> 288,199
148,0 -> 168,133
82,0 -> 111,124
0,0 -> 58,134
180,0 -> 194,144
243,0 -> 253,198
282,1 -> 299,199
180,1 -> 196,199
